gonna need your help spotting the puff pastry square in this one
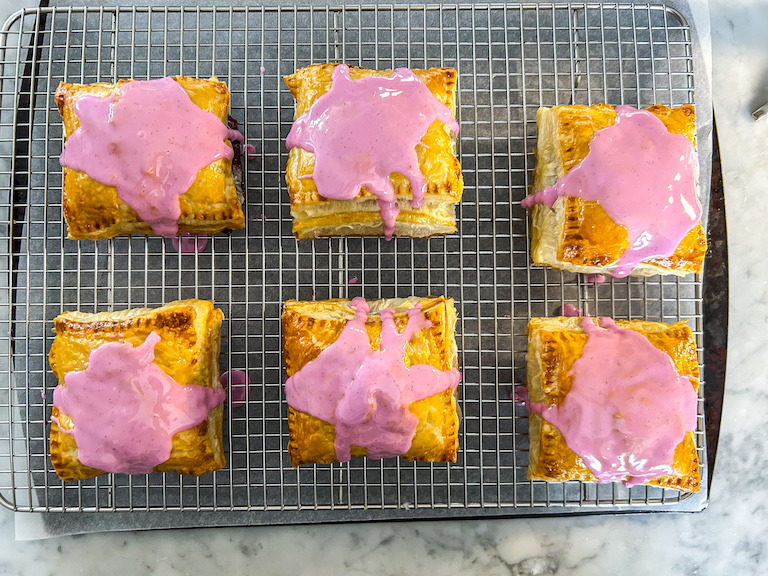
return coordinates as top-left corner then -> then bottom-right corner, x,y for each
56,76 -> 245,240
529,104 -> 706,276
525,316 -> 700,492
284,64 -> 463,239
282,297 -> 460,466
49,299 -> 226,481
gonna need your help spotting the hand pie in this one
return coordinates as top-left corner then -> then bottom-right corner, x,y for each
49,299 -> 226,481
284,63 -> 463,239
525,316 -> 700,492
282,297 -> 461,466
56,76 -> 245,240
525,104 -> 706,277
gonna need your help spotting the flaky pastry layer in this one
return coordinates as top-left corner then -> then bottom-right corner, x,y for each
529,104 -> 706,276
49,299 -> 226,481
56,76 -> 245,240
282,297 -> 460,466
284,64 -> 463,239
525,316 -> 700,492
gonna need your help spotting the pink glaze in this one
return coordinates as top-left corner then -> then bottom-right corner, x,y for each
220,370 -> 250,408
512,385 -> 527,405
52,332 -> 225,474
527,317 -> 698,487
348,276 -> 359,285
171,233 -> 209,254
521,106 -> 701,277
284,298 -> 461,461
586,274 -> 606,285
59,77 -> 240,237
562,303 -> 583,317
286,64 -> 459,240
226,128 -> 244,146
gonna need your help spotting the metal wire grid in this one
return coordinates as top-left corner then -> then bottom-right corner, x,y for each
0,4 -> 706,516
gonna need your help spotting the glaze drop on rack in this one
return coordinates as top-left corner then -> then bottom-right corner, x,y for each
172,233 -> 209,254
286,64 -> 459,240
284,298 -> 461,461
527,317 -> 698,486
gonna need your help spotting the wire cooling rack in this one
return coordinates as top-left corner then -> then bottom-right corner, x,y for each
0,4 -> 710,518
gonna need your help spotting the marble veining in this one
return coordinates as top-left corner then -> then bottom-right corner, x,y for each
2,0 -> 768,575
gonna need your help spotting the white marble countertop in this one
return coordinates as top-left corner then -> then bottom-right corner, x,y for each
1,0 -> 765,574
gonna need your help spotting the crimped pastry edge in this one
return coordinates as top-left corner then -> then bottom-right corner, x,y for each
291,196 -> 458,239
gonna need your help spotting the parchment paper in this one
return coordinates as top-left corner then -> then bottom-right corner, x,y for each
10,0 -> 713,540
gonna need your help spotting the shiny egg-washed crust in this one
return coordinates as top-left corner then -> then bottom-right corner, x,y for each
49,299 -> 225,481
282,297 -> 460,466
284,64 -> 463,239
525,316 -> 700,492
55,76 -> 245,240
529,104 -> 707,277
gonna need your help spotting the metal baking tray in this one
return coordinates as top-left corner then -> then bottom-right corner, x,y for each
0,3 -> 727,522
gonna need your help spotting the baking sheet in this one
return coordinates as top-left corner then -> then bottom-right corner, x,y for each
0,0 -> 711,536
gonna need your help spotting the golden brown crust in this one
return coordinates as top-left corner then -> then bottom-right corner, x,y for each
284,64 -> 463,239
282,297 -> 460,466
49,299 -> 226,481
525,316 -> 700,492
56,76 -> 245,240
529,104 -> 706,277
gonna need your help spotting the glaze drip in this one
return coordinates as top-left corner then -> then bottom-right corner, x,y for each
220,370 -> 250,409
561,303 -> 584,317
172,233 -> 209,254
